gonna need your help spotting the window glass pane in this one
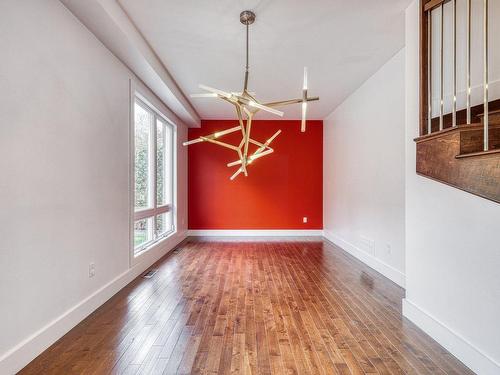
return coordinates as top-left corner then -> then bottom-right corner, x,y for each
155,212 -> 173,238
134,102 -> 152,210
165,125 -> 173,205
134,217 -> 153,251
156,119 -> 165,206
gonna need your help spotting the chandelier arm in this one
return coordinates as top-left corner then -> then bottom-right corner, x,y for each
248,130 -> 281,150
249,149 -> 273,161
227,148 -> 274,168
246,100 -> 284,116
243,111 -> 253,161
200,136 -> 240,151
249,139 -> 268,148
230,167 -> 244,181
182,138 -> 204,146
235,105 -> 247,139
227,159 -> 243,167
264,98 -> 302,107
217,126 -> 242,136
301,102 -> 307,132
263,97 -> 320,108
266,129 -> 282,144
220,96 -> 237,106
237,147 -> 248,176
249,139 -> 274,150
199,84 -> 232,99
235,105 -> 248,174
244,91 -> 257,102
183,126 -> 241,146
250,138 -> 277,156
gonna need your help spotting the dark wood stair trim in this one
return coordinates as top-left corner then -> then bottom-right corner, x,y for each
456,148 -> 500,159
414,123 -> 482,143
414,127 -> 458,143
477,108 -> 500,118
414,122 -> 500,143
424,0 -> 449,12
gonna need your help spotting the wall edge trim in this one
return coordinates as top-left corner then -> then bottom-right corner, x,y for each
187,229 -> 324,237
403,298 -> 500,375
323,230 -> 406,288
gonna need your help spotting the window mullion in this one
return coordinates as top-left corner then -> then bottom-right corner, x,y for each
165,123 -> 173,234
152,113 -> 158,238
169,124 -> 174,209
163,122 -> 168,206
152,113 -> 157,210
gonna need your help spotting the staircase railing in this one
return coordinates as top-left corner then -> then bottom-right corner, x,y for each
421,0 -> 491,151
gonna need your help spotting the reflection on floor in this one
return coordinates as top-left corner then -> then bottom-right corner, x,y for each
20,240 -> 473,374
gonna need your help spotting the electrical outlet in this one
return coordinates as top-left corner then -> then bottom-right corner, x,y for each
89,263 -> 95,278
303,217 -> 308,223
386,244 -> 392,255
360,236 -> 375,255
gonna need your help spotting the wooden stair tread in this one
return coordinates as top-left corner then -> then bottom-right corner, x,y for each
414,122 -> 499,143
456,148 -> 500,159
477,108 -> 500,117
414,127 -> 458,142
458,122 -> 500,129
414,124 -> 478,143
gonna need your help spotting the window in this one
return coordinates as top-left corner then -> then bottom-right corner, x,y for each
133,97 -> 175,256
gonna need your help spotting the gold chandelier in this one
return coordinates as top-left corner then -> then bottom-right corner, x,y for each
183,10 -> 319,180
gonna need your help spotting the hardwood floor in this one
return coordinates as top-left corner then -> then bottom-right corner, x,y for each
19,240 -> 473,374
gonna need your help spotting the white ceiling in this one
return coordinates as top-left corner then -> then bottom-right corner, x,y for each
118,0 -> 412,120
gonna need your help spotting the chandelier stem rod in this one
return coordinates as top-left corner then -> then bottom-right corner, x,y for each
246,24 -> 249,71
244,23 -> 249,91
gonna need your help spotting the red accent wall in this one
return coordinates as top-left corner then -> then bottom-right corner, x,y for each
188,120 -> 323,229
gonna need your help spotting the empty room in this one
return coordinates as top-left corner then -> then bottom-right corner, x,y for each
1,0 -> 499,374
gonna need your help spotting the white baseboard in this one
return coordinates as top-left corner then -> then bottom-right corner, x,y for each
188,229 -> 324,237
323,230 -> 406,288
403,299 -> 500,375
188,230 -> 405,287
0,232 -> 188,375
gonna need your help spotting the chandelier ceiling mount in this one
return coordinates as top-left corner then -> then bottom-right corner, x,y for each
239,10 -> 256,25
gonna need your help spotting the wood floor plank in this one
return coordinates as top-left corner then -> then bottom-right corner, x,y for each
19,240 -> 474,375
290,242 -> 439,375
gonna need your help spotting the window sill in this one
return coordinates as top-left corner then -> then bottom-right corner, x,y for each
132,229 -> 177,264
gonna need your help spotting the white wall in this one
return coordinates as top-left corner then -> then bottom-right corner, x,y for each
0,0 -> 188,373
323,49 -> 406,287
404,2 -> 500,374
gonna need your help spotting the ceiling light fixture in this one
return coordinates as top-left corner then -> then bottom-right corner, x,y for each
183,10 -> 319,180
